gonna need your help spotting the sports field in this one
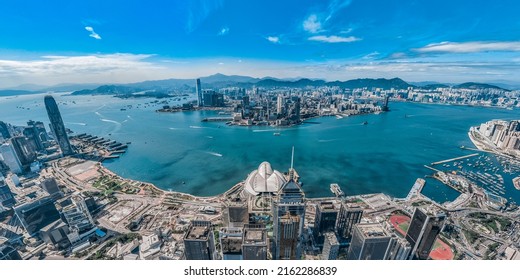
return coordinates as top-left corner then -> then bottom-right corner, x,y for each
389,214 -> 454,260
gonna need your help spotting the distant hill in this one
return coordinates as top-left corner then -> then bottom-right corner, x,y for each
3,73 -> 514,98
419,84 -> 450,90
71,85 -> 141,95
454,82 -> 509,91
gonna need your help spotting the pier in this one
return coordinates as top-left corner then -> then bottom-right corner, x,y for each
405,178 -> 426,200
423,165 -> 442,172
202,117 -> 233,122
430,153 -> 479,165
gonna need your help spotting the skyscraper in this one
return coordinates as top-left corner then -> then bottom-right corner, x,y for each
242,224 -> 268,260
56,195 -> 95,244
313,201 -> 338,246
40,178 -> 62,200
277,95 -> 284,115
0,177 -> 16,209
14,196 -> 61,235
321,231 -> 340,260
196,78 -> 203,107
10,136 -> 36,167
405,208 -> 446,260
183,220 -> 217,260
336,203 -> 363,240
0,121 -> 10,140
272,148 -> 306,260
219,227 -> 243,260
382,95 -> 390,112
0,143 -> 23,174
24,120 -> 49,151
346,223 -> 391,260
44,95 -> 74,156
385,234 -> 412,260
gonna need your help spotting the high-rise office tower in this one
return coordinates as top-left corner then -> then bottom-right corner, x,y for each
183,220 -> 217,260
0,177 -> 16,209
346,223 -> 392,260
196,79 -> 203,107
40,178 -> 62,200
0,121 -> 10,140
321,231 -> 340,260
313,201 -> 338,246
56,195 -> 95,244
277,95 -> 284,115
44,95 -> 74,156
24,120 -> 49,151
220,227 -> 243,260
223,196 -> 249,228
405,208 -> 446,260
385,234 -> 412,260
10,136 -> 36,167
336,203 -> 363,240
272,148 -> 306,260
293,97 -> 301,122
14,196 -> 61,235
382,95 -> 390,112
242,224 -> 268,260
0,143 -> 23,174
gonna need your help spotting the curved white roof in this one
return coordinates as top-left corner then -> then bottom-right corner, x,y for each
243,162 -> 286,196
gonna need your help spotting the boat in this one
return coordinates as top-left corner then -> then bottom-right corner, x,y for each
362,121 -> 368,125
273,132 -> 281,136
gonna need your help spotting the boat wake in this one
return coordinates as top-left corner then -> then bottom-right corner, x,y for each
100,118 -> 121,125
189,125 -> 204,129
205,151 -> 223,157
253,129 -> 281,133
206,136 -> 214,139
318,139 -> 338,143
66,122 -> 87,126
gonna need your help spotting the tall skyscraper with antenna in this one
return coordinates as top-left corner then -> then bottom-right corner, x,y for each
196,79 -> 203,107
44,95 -> 74,156
272,147 -> 306,259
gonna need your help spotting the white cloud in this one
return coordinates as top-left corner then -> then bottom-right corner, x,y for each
218,27 -> 229,36
85,26 -> 102,40
266,36 -> 280,43
415,41 -> 520,53
0,53 -> 166,87
303,14 -> 322,33
362,51 -> 380,59
308,35 -> 360,43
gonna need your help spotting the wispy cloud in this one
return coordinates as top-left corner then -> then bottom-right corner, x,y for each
415,41 -> 520,53
85,26 -> 101,40
266,36 -> 280,43
362,51 -> 380,59
303,14 -> 322,33
185,0 -> 223,33
325,0 -> 352,22
308,35 -> 360,43
218,27 -> 229,36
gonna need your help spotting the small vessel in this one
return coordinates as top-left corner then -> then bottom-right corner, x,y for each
362,121 -> 368,125
273,132 -> 281,136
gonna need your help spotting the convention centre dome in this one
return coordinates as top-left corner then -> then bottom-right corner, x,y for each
243,162 -> 287,196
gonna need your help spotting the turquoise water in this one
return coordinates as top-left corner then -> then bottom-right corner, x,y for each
1,93 -> 518,202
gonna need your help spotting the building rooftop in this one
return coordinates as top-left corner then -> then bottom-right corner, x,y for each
318,201 -> 337,212
356,223 -> 389,238
185,221 -> 212,240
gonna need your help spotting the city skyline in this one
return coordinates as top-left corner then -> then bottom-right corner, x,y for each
2,0 -> 520,87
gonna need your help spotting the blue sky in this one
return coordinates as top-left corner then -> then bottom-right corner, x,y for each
1,0 -> 520,87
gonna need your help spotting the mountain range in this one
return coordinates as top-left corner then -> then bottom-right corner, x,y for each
0,74 -> 513,97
